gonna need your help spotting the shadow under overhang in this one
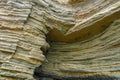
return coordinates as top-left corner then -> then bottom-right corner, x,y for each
47,11 -> 120,43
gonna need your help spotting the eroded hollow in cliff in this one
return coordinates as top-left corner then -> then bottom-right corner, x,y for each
47,11 -> 120,43
34,11 -> 120,80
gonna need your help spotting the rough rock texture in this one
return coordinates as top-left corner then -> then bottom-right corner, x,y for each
47,0 -> 120,42
0,0 -> 120,80
0,0 -> 49,80
38,19 -> 120,79
34,0 -> 120,80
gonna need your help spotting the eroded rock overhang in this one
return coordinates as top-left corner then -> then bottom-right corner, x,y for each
32,0 -> 120,42
34,0 -> 120,80
0,0 -> 120,80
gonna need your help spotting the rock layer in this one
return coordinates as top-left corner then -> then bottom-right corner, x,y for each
0,0 -> 49,80
0,0 -> 120,80
39,19 -> 120,79
33,0 -> 120,79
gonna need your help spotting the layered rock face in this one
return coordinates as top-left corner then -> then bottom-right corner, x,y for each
33,0 -> 120,80
0,0 -> 120,80
38,19 -> 120,80
0,0 -> 49,80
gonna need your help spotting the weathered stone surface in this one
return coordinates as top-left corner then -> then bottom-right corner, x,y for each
47,0 -> 120,42
0,0 -> 120,80
33,0 -> 120,80
0,29 -> 49,80
0,0 -> 49,80
40,19 -> 120,79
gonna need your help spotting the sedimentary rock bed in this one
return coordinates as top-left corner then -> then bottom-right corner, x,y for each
34,0 -> 120,80
0,0 -> 49,80
39,19 -> 120,79
0,0 -> 120,80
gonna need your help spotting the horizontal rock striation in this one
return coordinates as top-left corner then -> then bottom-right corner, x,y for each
0,0 -> 120,80
47,0 -> 120,42
37,18 -> 120,80
0,0 -> 49,80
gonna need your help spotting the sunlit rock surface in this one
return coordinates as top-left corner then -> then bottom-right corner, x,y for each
38,19 -> 120,79
0,0 -> 49,80
0,0 -> 120,80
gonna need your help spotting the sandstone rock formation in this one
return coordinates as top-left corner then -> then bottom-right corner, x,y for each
0,0 -> 120,80
38,19 -> 120,80
0,0 -> 49,80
